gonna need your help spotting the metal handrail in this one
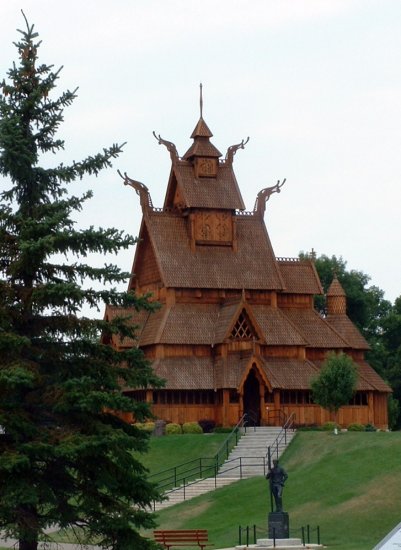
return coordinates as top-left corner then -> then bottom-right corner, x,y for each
151,412 -> 297,508
266,412 -> 296,468
149,414 -> 248,493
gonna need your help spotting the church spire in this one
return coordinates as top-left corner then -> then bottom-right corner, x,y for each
183,84 -> 222,160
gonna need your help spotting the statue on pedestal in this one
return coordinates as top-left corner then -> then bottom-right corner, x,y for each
266,459 -> 288,512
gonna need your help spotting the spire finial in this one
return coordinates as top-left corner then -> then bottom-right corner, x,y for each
199,82 -> 203,118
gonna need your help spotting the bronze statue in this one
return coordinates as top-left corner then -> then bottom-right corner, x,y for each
266,459 -> 288,512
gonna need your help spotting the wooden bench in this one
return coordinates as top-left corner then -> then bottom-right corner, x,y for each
154,529 -> 213,550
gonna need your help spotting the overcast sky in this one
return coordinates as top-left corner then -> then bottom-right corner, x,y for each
2,0 -> 401,305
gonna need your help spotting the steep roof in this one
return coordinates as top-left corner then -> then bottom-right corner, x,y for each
166,162 -> 245,210
277,259 -> 323,295
151,357 -> 215,389
325,314 -> 370,350
214,355 -> 320,390
183,116 -> 222,159
142,212 -> 284,290
109,301 -> 309,348
142,355 -> 392,393
262,358 -> 320,389
327,275 -> 346,296
281,308 -> 347,348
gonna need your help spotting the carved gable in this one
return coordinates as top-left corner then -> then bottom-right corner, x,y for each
230,309 -> 258,341
193,210 -> 233,246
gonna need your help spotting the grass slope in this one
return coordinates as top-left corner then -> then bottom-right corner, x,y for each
152,431 -> 401,550
138,433 -> 228,476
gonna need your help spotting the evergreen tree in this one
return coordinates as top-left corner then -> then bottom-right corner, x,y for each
0,15 -> 161,550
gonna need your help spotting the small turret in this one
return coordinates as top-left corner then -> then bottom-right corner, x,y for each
326,275 -> 346,315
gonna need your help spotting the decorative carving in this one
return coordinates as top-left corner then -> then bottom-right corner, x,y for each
254,179 -> 286,217
195,157 -> 218,178
194,211 -> 232,245
225,137 -> 250,164
118,170 -> 153,213
153,131 -> 179,163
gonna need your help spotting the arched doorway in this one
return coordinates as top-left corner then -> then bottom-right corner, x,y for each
243,369 -> 261,426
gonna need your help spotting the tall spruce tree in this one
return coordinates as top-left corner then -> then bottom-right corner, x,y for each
0,15 -> 161,550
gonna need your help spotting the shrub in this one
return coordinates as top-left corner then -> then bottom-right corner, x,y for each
322,421 -> 340,431
348,423 -> 365,431
182,422 -> 203,434
198,419 -> 216,433
365,423 -> 377,432
166,423 -> 182,435
135,421 -> 155,433
297,424 -> 320,431
214,427 -> 233,433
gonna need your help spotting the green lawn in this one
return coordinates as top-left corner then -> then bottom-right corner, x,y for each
152,431 -> 401,550
138,433 -> 229,476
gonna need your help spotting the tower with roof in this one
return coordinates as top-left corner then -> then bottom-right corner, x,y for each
105,98 -> 390,429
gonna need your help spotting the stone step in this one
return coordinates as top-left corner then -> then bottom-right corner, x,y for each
219,428 -> 296,479
152,477 -> 241,511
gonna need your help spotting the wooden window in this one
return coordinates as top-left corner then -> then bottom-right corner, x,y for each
231,310 -> 256,340
349,392 -> 368,406
229,390 -> 240,403
153,390 -> 215,405
280,390 -> 313,405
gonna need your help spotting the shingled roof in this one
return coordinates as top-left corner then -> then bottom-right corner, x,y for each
277,259 -> 323,295
168,162 -> 245,210
151,357 -> 215,389
143,211 -> 284,290
281,308 -> 347,348
262,358 -> 320,389
107,301 -> 313,348
325,314 -> 370,350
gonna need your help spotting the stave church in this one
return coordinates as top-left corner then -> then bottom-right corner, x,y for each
105,97 -> 391,429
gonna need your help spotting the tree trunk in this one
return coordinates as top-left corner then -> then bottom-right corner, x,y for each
19,539 -> 38,550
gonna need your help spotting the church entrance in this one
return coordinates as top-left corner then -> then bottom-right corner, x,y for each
243,369 -> 261,426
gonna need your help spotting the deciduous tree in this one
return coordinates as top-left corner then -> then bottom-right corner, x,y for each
311,352 -> 358,432
0,15 -> 160,550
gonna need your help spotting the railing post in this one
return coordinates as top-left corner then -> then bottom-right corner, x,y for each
317,526 -> 320,545
253,524 -> 256,544
307,524 -> 310,543
272,527 -> 276,547
239,457 -> 243,479
301,526 -> 305,546
214,464 -> 217,488
238,525 -> 241,545
174,466 -> 177,488
246,526 -> 249,547
183,479 -> 186,501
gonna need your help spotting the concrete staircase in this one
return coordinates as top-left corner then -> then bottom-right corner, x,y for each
152,426 -> 296,510
153,476 -> 240,511
218,426 -> 296,478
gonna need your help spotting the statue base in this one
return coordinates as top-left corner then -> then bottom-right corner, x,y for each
268,511 -> 289,539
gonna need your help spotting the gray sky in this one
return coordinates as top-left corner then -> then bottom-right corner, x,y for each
2,0 -> 401,304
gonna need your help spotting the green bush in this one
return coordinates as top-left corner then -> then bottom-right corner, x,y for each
348,423 -> 365,431
135,421 -> 155,433
166,423 -> 182,435
365,423 -> 377,432
322,421 -> 340,431
182,422 -> 203,434
214,427 -> 233,433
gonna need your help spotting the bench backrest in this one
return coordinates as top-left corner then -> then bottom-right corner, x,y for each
154,529 -> 209,544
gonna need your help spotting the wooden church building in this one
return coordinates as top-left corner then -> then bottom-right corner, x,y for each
105,103 -> 391,429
